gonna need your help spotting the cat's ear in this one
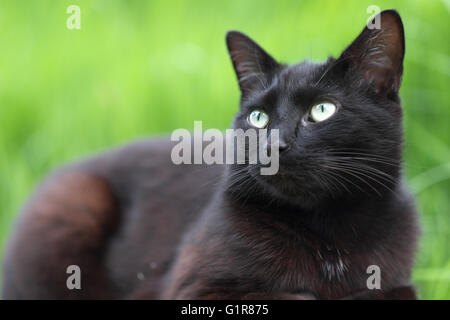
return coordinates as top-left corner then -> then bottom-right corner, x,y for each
226,31 -> 279,93
337,10 -> 405,96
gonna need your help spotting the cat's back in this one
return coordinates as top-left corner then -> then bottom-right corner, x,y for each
2,136 -> 223,299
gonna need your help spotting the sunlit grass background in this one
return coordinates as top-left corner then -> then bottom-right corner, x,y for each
0,0 -> 449,299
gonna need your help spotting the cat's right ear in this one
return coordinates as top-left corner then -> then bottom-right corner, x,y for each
226,31 -> 279,94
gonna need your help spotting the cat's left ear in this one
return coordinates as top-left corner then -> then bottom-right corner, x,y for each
226,31 -> 280,94
337,10 -> 405,96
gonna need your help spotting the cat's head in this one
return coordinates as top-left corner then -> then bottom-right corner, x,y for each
225,10 -> 405,208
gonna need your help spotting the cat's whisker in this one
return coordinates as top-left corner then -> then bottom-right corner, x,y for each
227,173 -> 250,190
327,159 -> 398,183
322,148 -> 422,168
318,171 -> 347,198
334,161 -> 399,186
327,155 -> 401,167
324,150 -> 401,162
320,170 -> 352,195
322,164 -> 383,196
225,165 -> 262,203
320,165 -> 366,194
312,171 -> 336,198
325,162 -> 397,196
239,176 -> 260,205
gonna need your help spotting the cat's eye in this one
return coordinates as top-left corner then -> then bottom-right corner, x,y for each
248,110 -> 269,128
309,102 -> 337,122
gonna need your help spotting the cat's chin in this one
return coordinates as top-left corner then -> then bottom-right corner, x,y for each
248,169 -> 333,209
226,164 -> 340,209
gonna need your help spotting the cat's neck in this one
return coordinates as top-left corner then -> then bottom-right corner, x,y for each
221,175 -> 405,244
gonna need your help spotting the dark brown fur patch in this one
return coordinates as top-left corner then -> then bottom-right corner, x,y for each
2,171 -> 119,299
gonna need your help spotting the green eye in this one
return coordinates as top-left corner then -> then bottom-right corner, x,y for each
248,109 -> 269,128
310,102 -> 337,122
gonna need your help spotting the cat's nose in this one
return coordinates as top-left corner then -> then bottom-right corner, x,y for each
278,138 -> 291,153
266,136 -> 290,154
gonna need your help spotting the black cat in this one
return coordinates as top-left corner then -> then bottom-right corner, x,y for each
2,9 -> 419,299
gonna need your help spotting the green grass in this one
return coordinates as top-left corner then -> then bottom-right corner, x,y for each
0,0 -> 449,299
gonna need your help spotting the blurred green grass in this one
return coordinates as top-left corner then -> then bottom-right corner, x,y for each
0,0 -> 449,299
